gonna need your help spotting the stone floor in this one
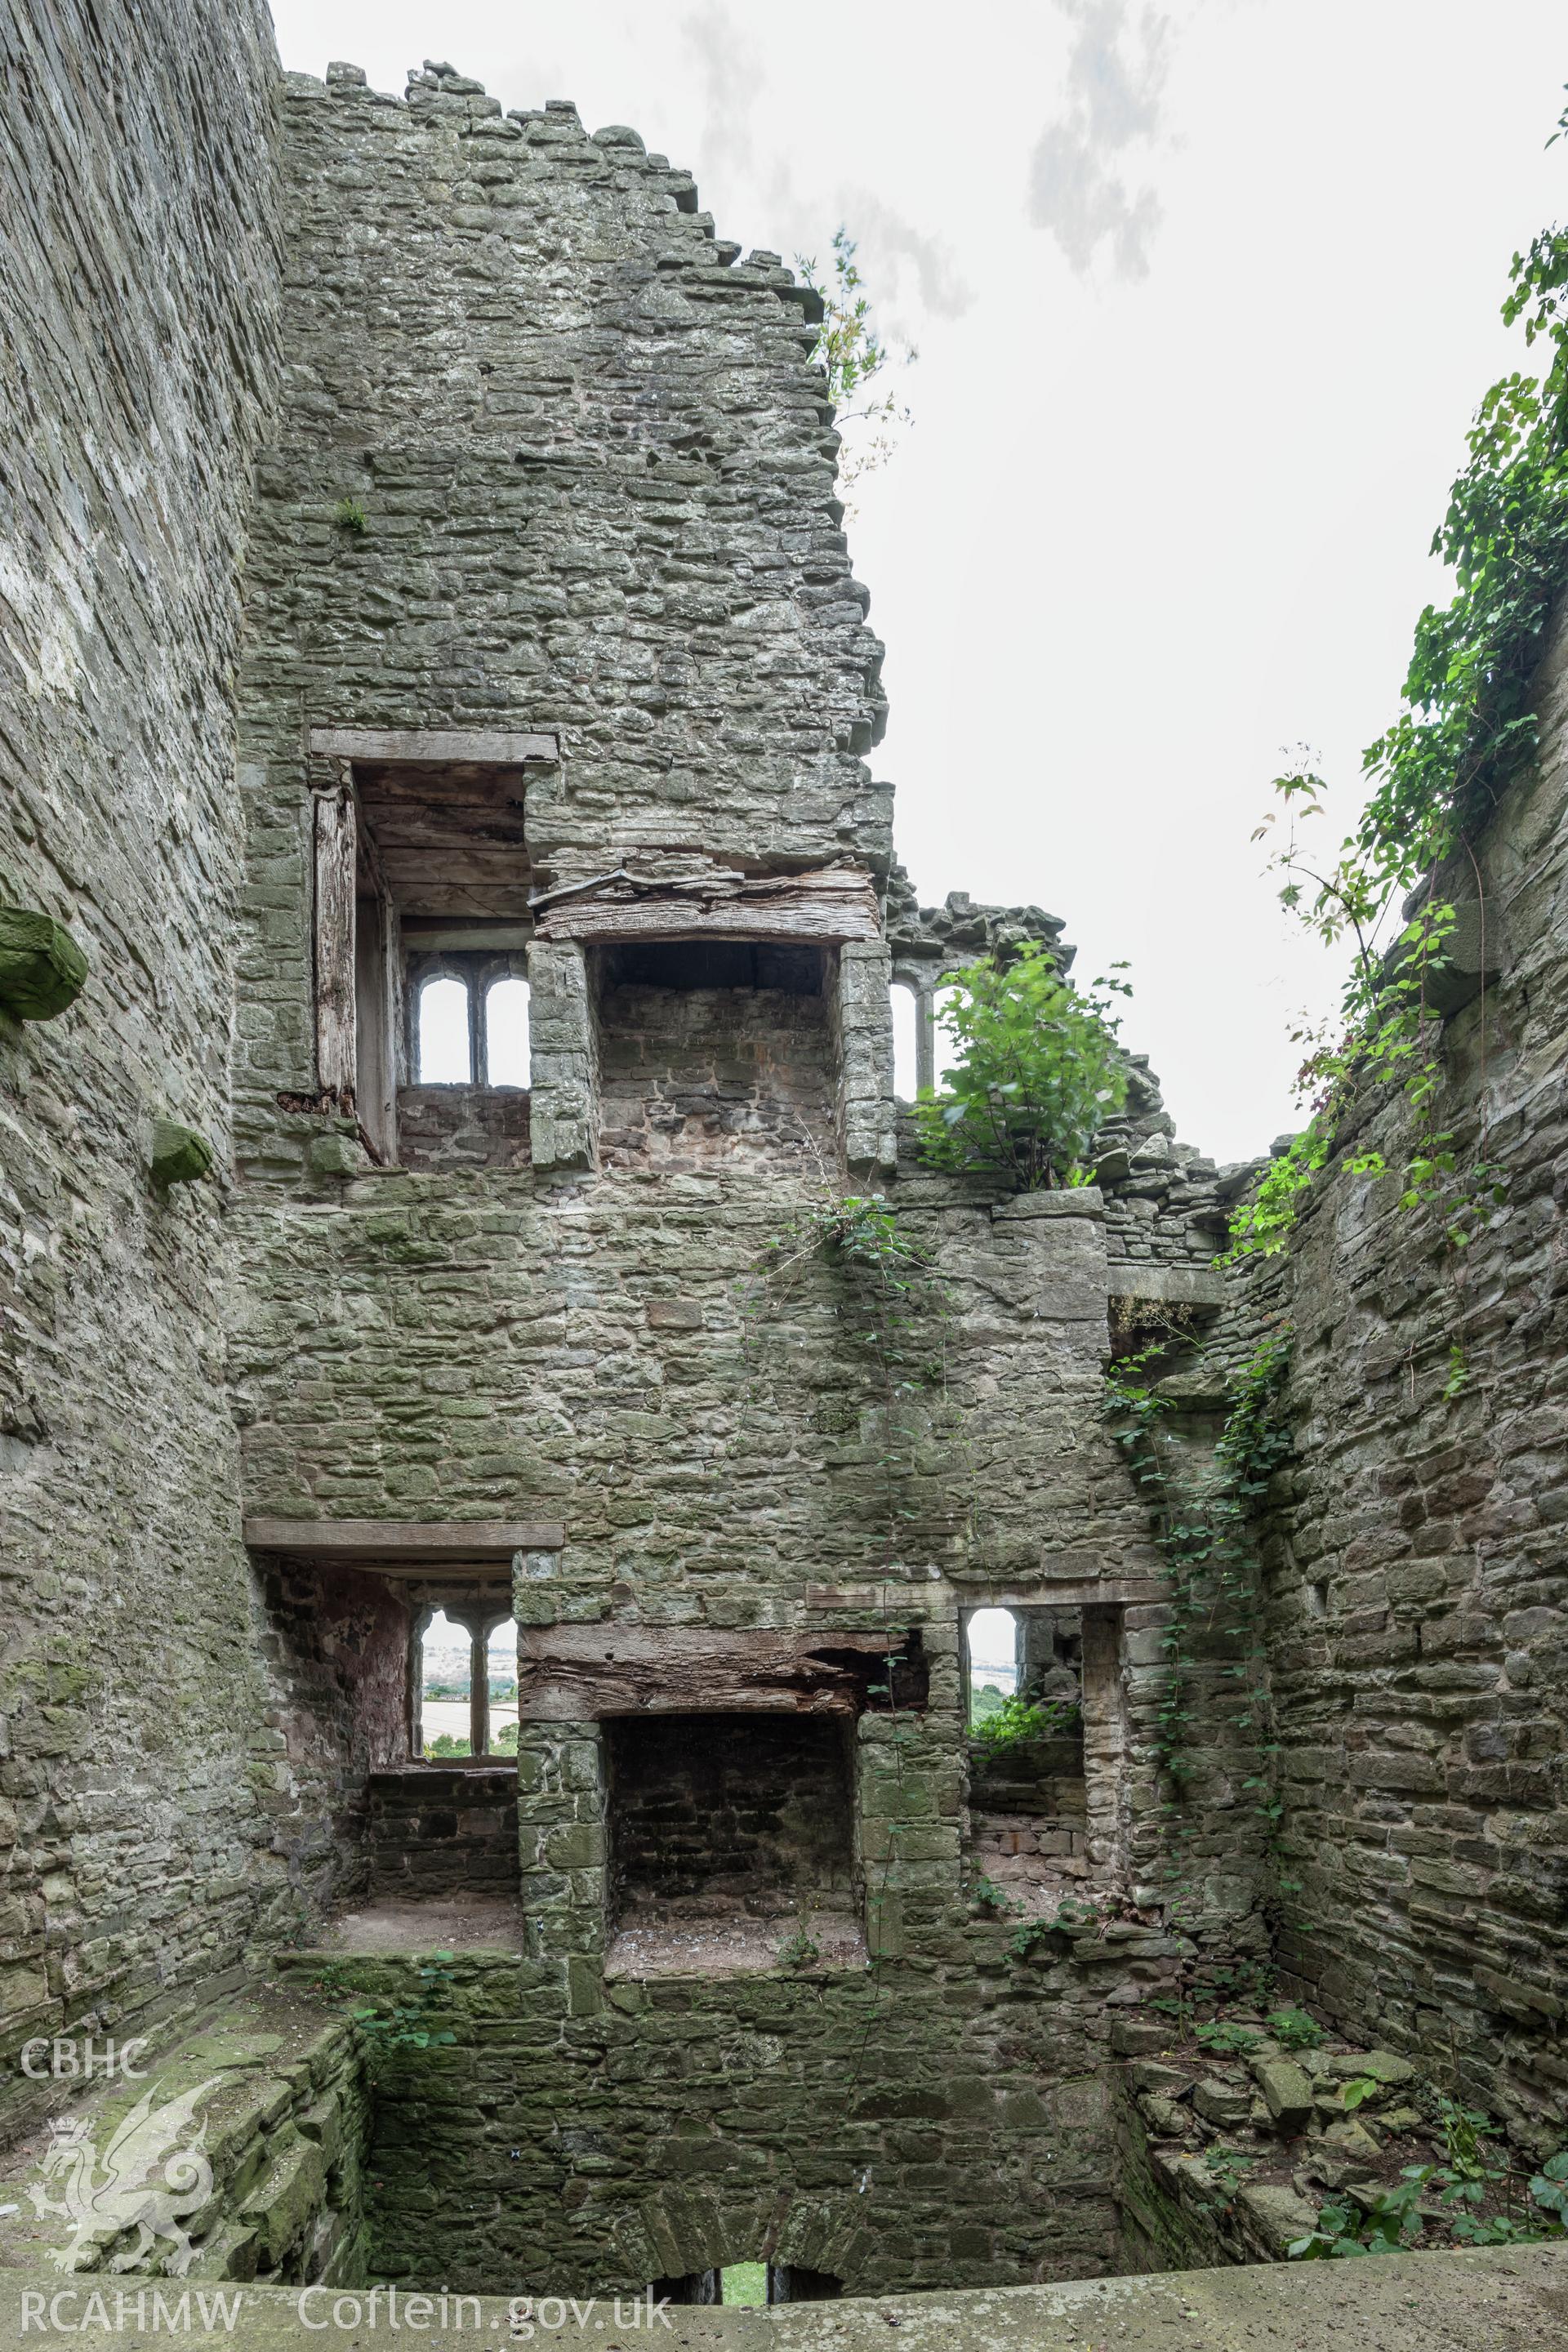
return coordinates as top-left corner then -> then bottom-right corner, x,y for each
318,1891 -> 524,1952
5,2246 -> 1563,2348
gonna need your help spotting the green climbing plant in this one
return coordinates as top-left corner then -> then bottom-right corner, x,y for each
1103,1331 -> 1294,1913
1289,2149 -> 1568,2260
735,1189 -> 957,2081
350,1954 -> 459,2077
970,1693 -> 1082,1750
1232,92 -> 1568,1260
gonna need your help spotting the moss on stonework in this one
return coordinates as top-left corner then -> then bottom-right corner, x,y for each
150,1118 -> 215,1186
0,906 -> 88,1020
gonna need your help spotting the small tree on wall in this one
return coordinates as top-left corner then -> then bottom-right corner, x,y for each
915,943 -> 1129,1192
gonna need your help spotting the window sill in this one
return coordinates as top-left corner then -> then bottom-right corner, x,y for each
604,1911 -> 867,1982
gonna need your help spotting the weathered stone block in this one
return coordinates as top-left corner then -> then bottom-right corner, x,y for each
150,1119 -> 215,1187
1250,2054 -> 1314,2133
0,906 -> 89,1020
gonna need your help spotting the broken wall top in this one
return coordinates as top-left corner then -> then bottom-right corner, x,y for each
249,60 -> 890,884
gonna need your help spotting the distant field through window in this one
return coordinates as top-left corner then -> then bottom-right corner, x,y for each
488,1619 -> 518,1754
419,1607 -> 473,1756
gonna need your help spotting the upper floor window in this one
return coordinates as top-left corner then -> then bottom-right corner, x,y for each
890,981 -> 920,1102
484,975 -> 531,1087
487,1619 -> 519,1754
412,957 -> 531,1088
307,729 -> 550,1167
889,976 -> 967,1103
416,974 -> 472,1084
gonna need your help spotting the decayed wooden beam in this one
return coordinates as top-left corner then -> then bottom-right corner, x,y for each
308,728 -> 559,766
514,1625 -> 898,1717
533,866 -> 880,947
243,1517 -> 565,1562
313,788 -> 358,1100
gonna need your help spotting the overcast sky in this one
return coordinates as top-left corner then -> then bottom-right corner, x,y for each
270,0 -> 1568,1162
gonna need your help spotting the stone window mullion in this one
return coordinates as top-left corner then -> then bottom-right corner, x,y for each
469,1622 -> 488,1757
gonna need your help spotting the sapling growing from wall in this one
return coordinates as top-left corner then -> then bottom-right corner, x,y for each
915,942 -> 1129,1192
797,227 -> 916,501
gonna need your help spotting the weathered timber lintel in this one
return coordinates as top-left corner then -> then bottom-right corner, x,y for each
515,1625 -> 898,1717
243,1517 -> 565,1563
532,865 -> 880,946
308,727 -> 560,766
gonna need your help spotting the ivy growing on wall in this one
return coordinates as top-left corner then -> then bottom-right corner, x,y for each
1230,92 -> 1568,1259
736,1191 -> 954,2035
1104,1330 -> 1294,1918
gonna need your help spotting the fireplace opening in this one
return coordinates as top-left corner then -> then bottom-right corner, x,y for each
604,1712 -> 864,1978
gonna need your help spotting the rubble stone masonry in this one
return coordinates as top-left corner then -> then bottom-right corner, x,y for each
2,2 -> 1566,2309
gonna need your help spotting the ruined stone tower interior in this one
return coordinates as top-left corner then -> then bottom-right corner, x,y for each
1,3 -> 1566,2342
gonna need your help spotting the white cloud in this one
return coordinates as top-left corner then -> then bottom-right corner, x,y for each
837,191 -> 973,325
1028,0 -> 1174,280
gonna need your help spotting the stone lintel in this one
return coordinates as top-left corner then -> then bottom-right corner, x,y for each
1107,1260 -> 1227,1309
991,1187 -> 1104,1222
959,1578 -> 1165,1610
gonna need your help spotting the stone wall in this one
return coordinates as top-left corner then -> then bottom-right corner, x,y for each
260,1562 -> 412,1910
232,1178 -> 1160,1598
1261,597 -> 1568,2154
606,1714 -> 854,1923
207,51 -> 1286,2285
231,58 -> 892,1175
25,4 -> 1568,2314
273,1936 -> 1162,2297
367,1766 -> 519,1900
595,956 -> 837,1175
396,1085 -> 532,1172
0,0 -> 288,2128
0,1992 -> 371,2286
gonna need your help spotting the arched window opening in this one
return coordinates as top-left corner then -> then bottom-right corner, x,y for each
416,973 -> 472,1085
933,982 -> 964,1088
484,975 -> 531,1088
965,1604 -> 1018,1731
486,1619 -> 519,1754
889,981 -> 920,1102
418,1608 -> 473,1757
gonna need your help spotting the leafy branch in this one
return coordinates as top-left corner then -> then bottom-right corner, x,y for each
1233,96 -> 1568,1258
915,943 -> 1130,1193
798,226 -> 916,500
